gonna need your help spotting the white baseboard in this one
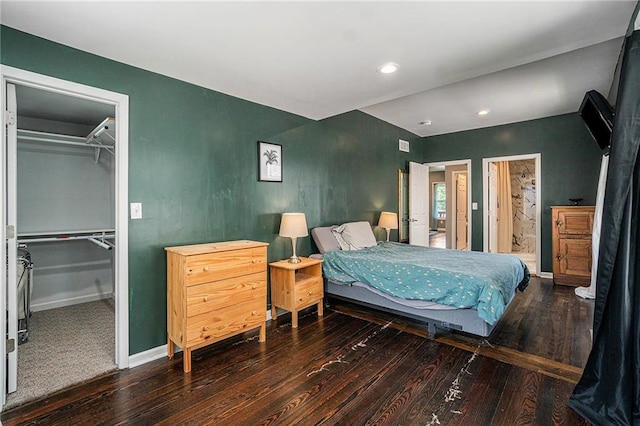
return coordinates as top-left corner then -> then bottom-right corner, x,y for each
538,272 -> 553,279
129,344 -> 170,368
31,292 -> 113,312
128,307 -> 275,369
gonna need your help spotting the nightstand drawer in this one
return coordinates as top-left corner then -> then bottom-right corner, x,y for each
295,276 -> 323,308
186,273 -> 266,317
185,298 -> 266,346
185,247 -> 267,285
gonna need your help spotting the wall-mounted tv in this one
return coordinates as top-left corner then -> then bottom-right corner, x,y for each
579,90 -> 615,152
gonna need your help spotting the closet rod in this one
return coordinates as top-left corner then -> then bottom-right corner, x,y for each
17,234 -> 115,244
18,229 -> 115,238
17,129 -> 114,152
18,134 -> 109,150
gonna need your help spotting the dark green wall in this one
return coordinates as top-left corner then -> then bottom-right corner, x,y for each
1,26 -> 419,354
418,114 -> 603,272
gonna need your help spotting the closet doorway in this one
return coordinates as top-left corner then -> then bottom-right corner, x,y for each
482,154 -> 541,275
1,67 -> 129,409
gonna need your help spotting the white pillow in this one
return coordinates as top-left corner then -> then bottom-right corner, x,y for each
332,221 -> 377,250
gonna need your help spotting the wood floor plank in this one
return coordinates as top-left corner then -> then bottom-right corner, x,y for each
235,327 -> 418,425
1,277 -> 592,426
327,339 -> 459,425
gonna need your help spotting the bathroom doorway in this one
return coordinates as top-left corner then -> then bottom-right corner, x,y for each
483,154 -> 541,275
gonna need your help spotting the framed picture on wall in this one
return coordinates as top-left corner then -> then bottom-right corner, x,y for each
258,141 -> 282,182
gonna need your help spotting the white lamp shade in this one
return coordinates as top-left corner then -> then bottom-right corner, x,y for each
279,213 -> 309,237
378,212 -> 398,230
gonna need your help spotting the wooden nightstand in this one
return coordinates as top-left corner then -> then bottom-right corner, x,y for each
269,257 -> 324,328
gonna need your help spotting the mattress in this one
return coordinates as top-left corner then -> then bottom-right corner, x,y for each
322,242 -> 529,325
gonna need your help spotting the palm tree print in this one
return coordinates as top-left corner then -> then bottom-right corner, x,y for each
263,149 -> 279,165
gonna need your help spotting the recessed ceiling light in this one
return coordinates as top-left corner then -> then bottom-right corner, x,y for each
419,120 -> 432,126
378,62 -> 400,74
477,109 -> 490,116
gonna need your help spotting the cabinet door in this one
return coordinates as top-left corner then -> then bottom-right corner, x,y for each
556,210 -> 594,236
556,238 -> 592,277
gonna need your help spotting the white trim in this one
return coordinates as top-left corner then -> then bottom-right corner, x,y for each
538,272 -> 553,280
0,66 -> 130,397
129,345 -> 170,369
482,153 -> 542,276
31,293 -> 113,313
0,72 -> 7,408
423,159 -> 472,250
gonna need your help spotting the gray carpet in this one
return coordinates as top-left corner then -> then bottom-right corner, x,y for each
5,299 -> 116,409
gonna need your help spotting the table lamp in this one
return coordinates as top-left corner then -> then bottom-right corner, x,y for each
378,211 -> 398,242
279,213 -> 308,263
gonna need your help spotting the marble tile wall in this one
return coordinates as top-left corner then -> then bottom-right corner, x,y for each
510,159 -> 536,253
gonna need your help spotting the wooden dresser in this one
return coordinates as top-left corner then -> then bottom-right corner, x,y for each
551,206 -> 595,286
165,240 -> 268,372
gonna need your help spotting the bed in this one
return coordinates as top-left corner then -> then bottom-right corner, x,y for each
312,222 -> 530,338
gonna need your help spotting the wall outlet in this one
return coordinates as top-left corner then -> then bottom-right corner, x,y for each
130,202 -> 142,219
472,202 -> 478,210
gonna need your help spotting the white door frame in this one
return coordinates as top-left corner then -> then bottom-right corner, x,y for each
482,153 -> 541,272
423,159 -> 472,250
1,66 -> 129,406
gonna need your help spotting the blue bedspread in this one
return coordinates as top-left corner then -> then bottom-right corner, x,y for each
322,242 -> 530,325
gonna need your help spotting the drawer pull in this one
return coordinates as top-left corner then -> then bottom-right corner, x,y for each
308,290 -> 314,295
251,310 -> 257,316
203,266 -> 211,272
251,259 -> 258,264
556,220 -> 563,227
202,326 -> 209,331
252,284 -> 257,290
556,253 -> 564,260
203,296 -> 210,302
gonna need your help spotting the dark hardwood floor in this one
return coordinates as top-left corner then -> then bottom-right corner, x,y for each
1,277 -> 592,425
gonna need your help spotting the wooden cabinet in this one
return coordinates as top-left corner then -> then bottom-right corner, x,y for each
552,206 -> 595,286
269,257 -> 323,328
165,240 -> 268,372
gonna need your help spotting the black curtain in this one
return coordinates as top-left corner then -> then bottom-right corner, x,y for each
567,26 -> 640,426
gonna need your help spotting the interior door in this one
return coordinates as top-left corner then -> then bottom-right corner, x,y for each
409,161 -> 430,246
5,82 -> 18,395
488,162 -> 498,253
456,173 -> 468,250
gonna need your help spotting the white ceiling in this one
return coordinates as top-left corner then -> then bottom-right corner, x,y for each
1,1 -> 636,137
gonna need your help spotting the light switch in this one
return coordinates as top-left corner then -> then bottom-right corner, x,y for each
130,202 -> 142,219
472,202 -> 478,210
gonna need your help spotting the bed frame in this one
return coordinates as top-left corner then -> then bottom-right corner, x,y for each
311,224 -> 521,339
325,279 -> 515,338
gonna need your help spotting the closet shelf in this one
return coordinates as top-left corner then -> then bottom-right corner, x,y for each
18,116 -> 115,163
18,229 -> 115,238
17,229 -> 115,248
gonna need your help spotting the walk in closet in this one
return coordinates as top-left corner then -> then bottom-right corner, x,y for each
6,84 -> 117,406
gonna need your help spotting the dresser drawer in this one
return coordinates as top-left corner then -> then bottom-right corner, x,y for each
186,273 -> 266,317
185,298 -> 266,346
295,276 -> 323,308
185,247 -> 267,285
